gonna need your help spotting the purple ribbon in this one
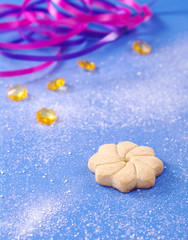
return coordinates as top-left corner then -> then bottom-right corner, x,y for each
0,0 -> 153,77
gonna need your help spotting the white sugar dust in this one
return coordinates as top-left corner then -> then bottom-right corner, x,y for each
0,34 -> 187,240
32,35 -> 188,130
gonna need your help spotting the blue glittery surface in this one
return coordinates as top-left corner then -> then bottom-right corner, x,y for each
0,0 -> 188,239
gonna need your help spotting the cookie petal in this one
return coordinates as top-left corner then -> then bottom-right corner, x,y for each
133,159 -> 155,188
126,146 -> 155,160
98,144 -> 119,159
88,152 -> 120,173
130,156 -> 163,177
117,141 -> 138,160
95,162 -> 126,187
112,162 -> 137,193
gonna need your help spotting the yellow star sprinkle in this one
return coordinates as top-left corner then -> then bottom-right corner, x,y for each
47,78 -> 65,90
36,108 -> 57,125
77,60 -> 96,71
8,84 -> 27,101
132,41 -> 151,54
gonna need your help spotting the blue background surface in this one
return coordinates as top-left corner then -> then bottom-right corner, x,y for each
0,0 -> 188,239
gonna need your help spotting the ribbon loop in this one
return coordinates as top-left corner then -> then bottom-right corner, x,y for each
0,0 -> 153,77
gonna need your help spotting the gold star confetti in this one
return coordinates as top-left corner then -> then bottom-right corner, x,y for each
8,84 -> 27,101
47,78 -> 66,90
36,108 -> 57,125
77,60 -> 96,71
132,41 -> 151,54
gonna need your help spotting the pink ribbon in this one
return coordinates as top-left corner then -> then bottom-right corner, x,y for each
0,0 -> 153,77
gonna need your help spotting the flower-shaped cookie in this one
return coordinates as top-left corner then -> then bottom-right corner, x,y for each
88,141 -> 163,193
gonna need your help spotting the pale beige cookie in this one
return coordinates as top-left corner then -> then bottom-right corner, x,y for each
88,141 -> 164,193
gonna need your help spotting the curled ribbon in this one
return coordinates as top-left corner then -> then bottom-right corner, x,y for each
0,0 -> 153,77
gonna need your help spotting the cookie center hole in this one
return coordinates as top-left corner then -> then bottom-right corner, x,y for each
122,155 -> 129,162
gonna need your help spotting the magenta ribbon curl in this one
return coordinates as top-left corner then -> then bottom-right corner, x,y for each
0,0 -> 153,77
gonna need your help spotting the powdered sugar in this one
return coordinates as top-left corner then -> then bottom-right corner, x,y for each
0,33 -> 187,239
1,194 -> 63,239
3,35 -> 187,132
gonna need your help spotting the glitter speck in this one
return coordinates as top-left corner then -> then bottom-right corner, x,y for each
8,84 -> 27,101
77,60 -> 96,71
132,41 -> 151,54
47,78 -> 65,90
36,108 -> 57,125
